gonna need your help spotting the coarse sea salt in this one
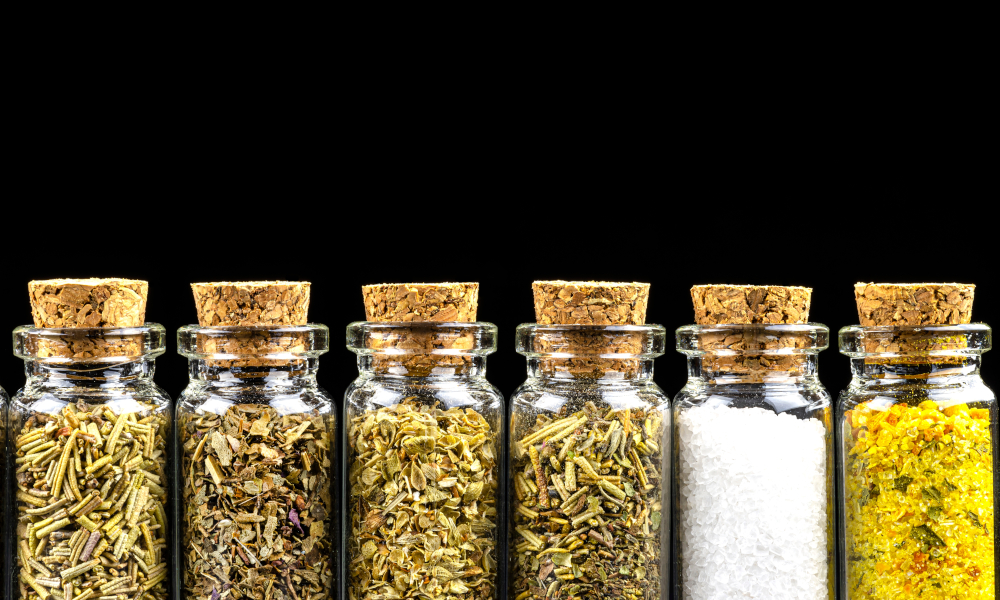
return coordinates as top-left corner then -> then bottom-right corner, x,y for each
677,405 -> 829,600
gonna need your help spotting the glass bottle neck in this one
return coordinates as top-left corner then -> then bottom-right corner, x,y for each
24,358 -> 157,386
187,357 -> 321,385
526,357 -> 655,381
685,353 -> 820,384
850,355 -> 982,381
839,324 -> 990,383
356,354 -> 487,378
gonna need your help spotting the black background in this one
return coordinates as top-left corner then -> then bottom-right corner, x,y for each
4,43 -> 995,402
1,220 -> 996,408
4,73 -> 995,402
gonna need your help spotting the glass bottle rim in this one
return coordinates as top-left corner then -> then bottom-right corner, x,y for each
515,323 -> 666,357
177,323 -> 330,359
13,323 -> 167,363
839,323 -> 991,357
676,323 -> 830,355
347,321 -> 498,356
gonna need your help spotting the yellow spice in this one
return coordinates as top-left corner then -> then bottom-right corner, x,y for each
844,400 -> 994,599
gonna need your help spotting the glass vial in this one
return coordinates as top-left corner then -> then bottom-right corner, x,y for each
7,278 -> 172,600
838,283 -> 996,599
672,285 -> 835,600
509,281 -> 670,600
2,382 -> 8,600
175,282 -> 336,600
343,283 -> 504,600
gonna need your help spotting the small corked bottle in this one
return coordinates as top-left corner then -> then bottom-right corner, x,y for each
509,281 -> 670,600
6,279 -> 172,600
343,283 -> 504,600
839,284 -> 996,600
1,381 -> 8,600
175,282 -> 336,600
673,285 -> 834,600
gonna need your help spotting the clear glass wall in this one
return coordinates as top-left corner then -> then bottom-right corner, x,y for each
838,324 -> 996,599
509,324 -> 670,600
343,322 -> 504,600
175,324 -> 336,600
672,324 -> 835,600
6,325 -> 172,600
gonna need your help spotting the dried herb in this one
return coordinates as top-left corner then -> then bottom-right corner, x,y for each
510,402 -> 664,599
893,475 -> 913,492
921,486 -> 942,503
180,405 -> 333,600
909,525 -> 946,548
346,399 -> 499,600
13,402 -> 169,600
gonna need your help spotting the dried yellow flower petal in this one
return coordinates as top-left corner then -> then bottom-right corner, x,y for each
844,400 -> 994,598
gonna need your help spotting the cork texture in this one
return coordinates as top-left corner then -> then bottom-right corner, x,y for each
696,329 -> 817,382
691,285 -> 811,325
195,329 -> 313,371
363,325 -> 479,377
191,282 -> 311,327
533,329 -> 648,379
25,279 -> 149,360
690,285 -> 814,380
25,332 -> 150,361
533,281 -> 649,325
29,279 -> 148,328
854,283 -> 975,326
531,282 -> 651,378
361,283 -> 479,376
188,282 -> 311,370
853,283 -> 976,362
362,283 -> 478,322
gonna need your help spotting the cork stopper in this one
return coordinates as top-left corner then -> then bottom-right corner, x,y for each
187,282 -> 312,370
25,279 -> 150,360
690,285 -> 814,381
529,281 -> 651,378
854,283 -> 975,326
362,283 -> 478,322
191,282 -> 311,327
532,281 -> 649,325
691,285 -> 811,325
29,278 -> 148,328
361,283 -> 480,376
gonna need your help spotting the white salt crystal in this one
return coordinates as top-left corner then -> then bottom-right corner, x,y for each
678,405 -> 829,600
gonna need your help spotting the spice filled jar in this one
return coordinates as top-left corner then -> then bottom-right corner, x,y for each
343,283 -> 504,600
509,281 -> 670,600
2,382 -> 8,599
6,279 -> 172,600
176,282 -> 336,600
673,285 -> 835,600
839,284 -> 996,599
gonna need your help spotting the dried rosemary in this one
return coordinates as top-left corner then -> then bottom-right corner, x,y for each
346,399 -> 499,600
510,402 -> 665,600
13,402 -> 169,600
180,404 -> 334,600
